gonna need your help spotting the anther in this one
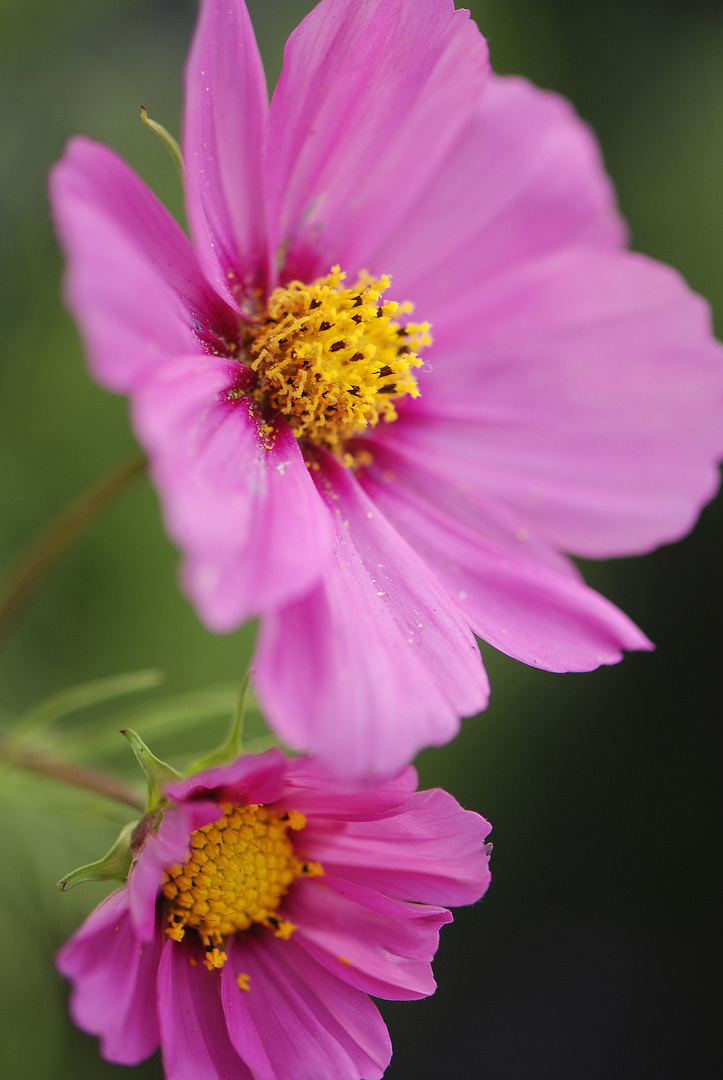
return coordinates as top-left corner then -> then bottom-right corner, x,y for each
162,804 -> 321,969
245,266 -> 429,452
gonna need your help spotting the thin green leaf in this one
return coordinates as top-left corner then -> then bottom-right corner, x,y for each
13,669 -> 164,737
70,685 -> 244,757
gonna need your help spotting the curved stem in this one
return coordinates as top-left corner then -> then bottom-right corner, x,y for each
0,451 -> 146,648
0,735 -> 146,810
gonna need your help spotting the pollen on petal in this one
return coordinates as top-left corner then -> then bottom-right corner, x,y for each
203,947 -> 227,971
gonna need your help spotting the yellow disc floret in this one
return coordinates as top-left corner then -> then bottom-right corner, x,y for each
162,803 -> 323,971
246,266 -> 431,452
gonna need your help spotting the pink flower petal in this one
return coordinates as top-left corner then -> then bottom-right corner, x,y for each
368,74 -> 626,310
158,938 -> 253,1080
132,354 -> 331,628
276,759 -> 419,820
59,752 -> 493,1078
265,0 -> 489,283
356,439 -> 580,578
300,787 -> 492,907
183,0 -> 273,309
165,747 -> 287,806
129,799 -> 219,941
287,875 -> 451,1000
222,935 -> 390,1080
253,452 -> 489,778
56,890 -> 162,1066
390,248 -> 723,558
362,464 -> 651,670
49,137 -> 237,392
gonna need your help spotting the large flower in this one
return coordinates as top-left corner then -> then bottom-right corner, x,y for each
57,749 -> 491,1080
50,0 -> 723,776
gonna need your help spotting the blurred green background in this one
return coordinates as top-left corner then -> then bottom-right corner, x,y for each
0,1 -> 721,1077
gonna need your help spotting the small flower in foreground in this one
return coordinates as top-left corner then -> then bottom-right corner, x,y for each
57,749 -> 492,1080
50,0 -> 723,777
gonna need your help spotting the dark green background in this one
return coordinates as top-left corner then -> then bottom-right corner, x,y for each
0,1 -> 720,1077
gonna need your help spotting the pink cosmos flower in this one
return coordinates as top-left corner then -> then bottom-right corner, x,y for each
57,748 -> 491,1080
50,0 -> 723,777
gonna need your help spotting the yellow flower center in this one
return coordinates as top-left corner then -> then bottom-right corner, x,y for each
245,266 -> 431,453
162,803 -> 323,971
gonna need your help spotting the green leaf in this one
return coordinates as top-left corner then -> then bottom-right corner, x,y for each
13,669 -> 164,738
73,684 -> 241,758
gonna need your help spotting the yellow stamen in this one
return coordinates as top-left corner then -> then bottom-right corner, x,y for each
203,948 -> 227,972
162,804 -> 322,971
268,917 -> 297,940
285,810 -> 307,831
236,972 -> 251,992
246,266 -> 431,452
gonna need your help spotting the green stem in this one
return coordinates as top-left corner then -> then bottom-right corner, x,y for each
0,735 -> 145,810
0,451 -> 146,648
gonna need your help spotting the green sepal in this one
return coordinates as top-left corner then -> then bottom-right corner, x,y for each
57,820 -> 138,892
141,107 -> 184,176
187,678 -> 248,775
121,728 -> 181,812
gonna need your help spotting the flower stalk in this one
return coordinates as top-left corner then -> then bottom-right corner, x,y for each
0,450 -> 146,648
0,732 -> 145,810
